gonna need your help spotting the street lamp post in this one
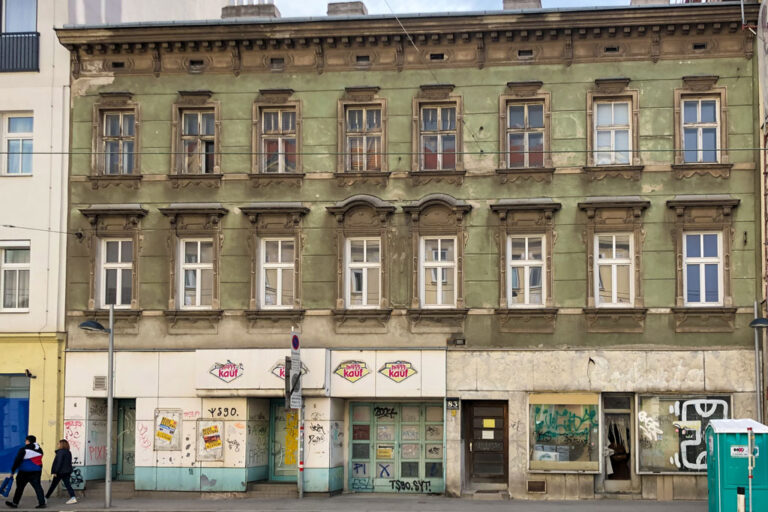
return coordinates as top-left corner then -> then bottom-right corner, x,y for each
748,304 -> 768,424
78,304 -> 114,509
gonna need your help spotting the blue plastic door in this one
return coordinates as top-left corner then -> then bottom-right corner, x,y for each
0,375 -> 30,473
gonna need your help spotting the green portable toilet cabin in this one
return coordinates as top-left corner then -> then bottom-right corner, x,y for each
707,419 -> 768,512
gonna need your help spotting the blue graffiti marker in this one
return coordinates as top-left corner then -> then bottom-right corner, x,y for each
378,463 -> 391,478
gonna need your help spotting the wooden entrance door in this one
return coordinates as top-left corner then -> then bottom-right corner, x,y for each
465,401 -> 508,484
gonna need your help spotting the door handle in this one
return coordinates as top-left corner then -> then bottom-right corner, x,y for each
469,441 -> 473,452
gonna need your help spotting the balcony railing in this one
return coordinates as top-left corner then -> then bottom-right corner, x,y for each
0,32 -> 40,72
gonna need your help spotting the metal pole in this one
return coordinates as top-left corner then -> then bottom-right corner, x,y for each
105,304 -> 114,508
298,405 -> 304,499
755,302 -> 764,423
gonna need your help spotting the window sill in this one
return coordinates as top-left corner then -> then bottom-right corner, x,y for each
0,173 -> 33,178
245,308 -> 305,322
495,307 -> 558,333
408,169 -> 465,185
164,309 -> 222,334
87,174 -> 142,190
583,307 -> 647,333
333,171 -> 390,187
495,167 -> 555,184
249,172 -> 304,188
671,306 -> 737,333
582,165 -> 644,181
168,173 -> 222,188
0,309 -> 30,313
671,163 -> 733,179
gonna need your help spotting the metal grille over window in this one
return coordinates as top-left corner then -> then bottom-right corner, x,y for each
3,115 -> 33,175
346,107 -> 382,172
261,238 -> 295,308
1,246 -> 29,310
683,99 -> 719,163
262,109 -> 296,173
101,239 -> 133,307
180,110 -> 216,174
180,240 -> 213,308
507,103 -> 544,168
420,106 -> 456,170
346,238 -> 381,308
594,101 -> 630,165
102,112 -> 135,175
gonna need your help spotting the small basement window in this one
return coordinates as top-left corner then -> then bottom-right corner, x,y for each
429,53 -> 445,61
270,57 -> 285,70
110,61 -> 125,69
517,49 -> 533,59
693,42 -> 707,51
356,55 -> 371,64
604,46 -> 620,54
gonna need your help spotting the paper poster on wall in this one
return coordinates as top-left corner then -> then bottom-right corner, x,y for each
197,420 -> 224,461
154,409 -> 182,451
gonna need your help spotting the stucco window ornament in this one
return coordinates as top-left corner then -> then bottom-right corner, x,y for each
78,204 -> 147,330
251,89 -> 305,188
578,196 -> 649,333
335,87 -> 390,187
159,203 -> 228,332
584,78 -> 643,181
326,195 -> 395,332
241,202 -> 309,330
409,85 -> 465,185
403,194 -> 470,332
497,82 -> 555,184
89,92 -> 142,189
667,195 -> 739,332
169,91 -> 222,189
671,75 -> 732,179
491,198 -> 560,334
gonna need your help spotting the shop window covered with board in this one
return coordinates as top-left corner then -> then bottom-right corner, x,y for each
529,393 -> 600,472
637,395 -> 730,473
349,403 -> 444,493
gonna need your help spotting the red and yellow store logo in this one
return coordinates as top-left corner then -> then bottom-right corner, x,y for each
378,361 -> 417,383
334,360 -> 370,383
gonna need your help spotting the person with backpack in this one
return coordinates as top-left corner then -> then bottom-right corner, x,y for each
45,440 -> 76,505
5,435 -> 46,509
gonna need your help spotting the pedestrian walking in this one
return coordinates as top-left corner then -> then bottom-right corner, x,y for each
44,440 -> 77,505
5,435 -> 46,509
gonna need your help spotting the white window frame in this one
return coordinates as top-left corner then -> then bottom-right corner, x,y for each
101,110 -> 136,175
594,233 -> 634,307
1,113 -> 33,175
507,235 -> 546,308
506,102 -> 545,169
0,241 -> 30,312
682,97 -> 720,164
98,239 -> 133,309
260,237 -> 295,310
345,106 -> 382,172
179,109 -> 216,174
178,238 -> 213,310
261,108 -> 297,174
682,231 -> 723,307
419,105 -> 457,171
345,237 -> 381,309
419,236 -> 457,308
593,100 -> 631,166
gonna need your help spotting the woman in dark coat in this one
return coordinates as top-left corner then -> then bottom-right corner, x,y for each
45,440 -> 77,504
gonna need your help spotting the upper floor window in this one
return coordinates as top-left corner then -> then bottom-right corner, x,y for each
420,237 -> 456,308
180,110 -> 215,174
346,238 -> 380,308
261,238 -> 294,308
180,239 -> 213,309
2,114 -> 32,175
0,243 -> 29,310
683,232 -> 722,306
508,235 -> 545,307
683,98 -> 719,163
99,239 -> 132,308
345,106 -> 382,172
595,234 -> 633,307
2,0 -> 36,33
594,101 -> 630,166
102,112 -> 135,175
420,105 -> 456,170
507,103 -> 544,168
261,108 -> 296,173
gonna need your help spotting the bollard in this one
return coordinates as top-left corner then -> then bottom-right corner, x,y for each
738,486 -> 746,512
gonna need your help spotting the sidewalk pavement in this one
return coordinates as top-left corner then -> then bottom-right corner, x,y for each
8,494 -> 708,512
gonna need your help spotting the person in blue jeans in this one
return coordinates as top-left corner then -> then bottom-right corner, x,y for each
45,440 -> 76,505
5,435 -> 45,509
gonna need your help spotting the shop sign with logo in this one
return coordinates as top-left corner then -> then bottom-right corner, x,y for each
378,361 -> 417,383
209,360 -> 244,383
334,360 -> 371,383
270,361 -> 308,380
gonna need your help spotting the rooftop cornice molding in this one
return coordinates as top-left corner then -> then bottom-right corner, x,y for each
56,3 -> 756,50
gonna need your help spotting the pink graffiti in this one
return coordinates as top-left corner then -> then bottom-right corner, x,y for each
88,445 -> 106,464
183,411 -> 200,419
63,420 -> 82,441
138,423 -> 151,449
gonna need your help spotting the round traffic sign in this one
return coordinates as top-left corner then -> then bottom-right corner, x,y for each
292,335 -> 300,350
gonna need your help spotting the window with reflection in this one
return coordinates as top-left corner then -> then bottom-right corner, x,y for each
683,232 -> 722,306
420,237 -> 456,307
346,107 -> 382,172
180,239 -> 213,308
420,105 -> 456,170
346,238 -> 381,308
100,239 -> 132,308
506,102 -> 544,168
595,234 -> 633,306
507,235 -> 545,306
683,98 -> 719,163
179,110 -> 216,174
594,101 -> 630,165
102,112 -> 135,175
260,238 -> 295,308
261,108 -> 296,173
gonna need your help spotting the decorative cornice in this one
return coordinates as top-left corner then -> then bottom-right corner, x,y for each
582,165 -> 644,180
666,195 -> 740,213
491,198 -> 562,214
682,74 -> 719,91
671,163 -> 733,180
594,77 -> 631,94
418,83 -> 455,99
506,80 -> 543,96
402,193 -> 471,215
495,167 -> 555,183
578,196 -> 650,212
240,202 -> 310,224
344,86 -> 380,101
326,194 -> 396,217
79,204 -> 148,224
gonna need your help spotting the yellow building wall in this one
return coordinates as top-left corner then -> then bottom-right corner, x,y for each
0,334 -> 64,479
